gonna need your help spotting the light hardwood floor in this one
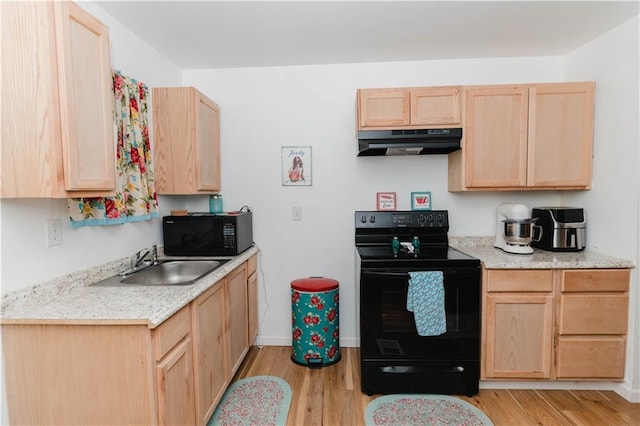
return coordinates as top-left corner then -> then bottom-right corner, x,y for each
232,346 -> 639,426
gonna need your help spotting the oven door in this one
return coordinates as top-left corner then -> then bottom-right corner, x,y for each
359,266 -> 481,361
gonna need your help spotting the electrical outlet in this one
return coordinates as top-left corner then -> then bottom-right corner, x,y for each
46,219 -> 62,247
292,206 -> 303,221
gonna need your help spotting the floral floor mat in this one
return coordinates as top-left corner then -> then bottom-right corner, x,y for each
207,375 -> 292,426
365,394 -> 494,426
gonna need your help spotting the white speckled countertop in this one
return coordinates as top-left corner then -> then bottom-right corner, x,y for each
0,246 -> 259,328
449,237 -> 634,269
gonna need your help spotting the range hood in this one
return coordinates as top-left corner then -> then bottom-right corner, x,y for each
357,128 -> 462,156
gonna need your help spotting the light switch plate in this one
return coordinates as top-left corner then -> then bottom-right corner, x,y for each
292,206 -> 303,221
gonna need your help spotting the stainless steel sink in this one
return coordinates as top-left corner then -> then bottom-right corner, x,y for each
92,259 -> 229,286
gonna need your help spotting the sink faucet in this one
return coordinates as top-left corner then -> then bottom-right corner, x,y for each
119,244 -> 158,277
132,243 -> 158,269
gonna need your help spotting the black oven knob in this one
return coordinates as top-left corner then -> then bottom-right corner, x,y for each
369,215 -> 376,223
426,213 -> 434,222
360,215 -> 367,223
417,214 -> 425,223
436,213 -> 444,223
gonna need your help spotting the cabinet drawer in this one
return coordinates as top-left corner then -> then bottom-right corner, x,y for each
556,336 -> 626,379
562,269 -> 629,292
558,293 -> 628,335
247,254 -> 257,277
153,305 -> 191,361
486,270 -> 553,292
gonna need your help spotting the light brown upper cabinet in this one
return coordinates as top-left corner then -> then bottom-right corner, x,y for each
449,82 -> 595,191
153,87 -> 221,194
357,86 -> 462,130
1,1 -> 115,198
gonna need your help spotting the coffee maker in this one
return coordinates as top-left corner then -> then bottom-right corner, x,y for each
494,203 -> 538,255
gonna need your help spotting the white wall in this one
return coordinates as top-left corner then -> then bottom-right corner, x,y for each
563,15 -> 640,400
0,2 -> 184,423
183,56 -> 567,349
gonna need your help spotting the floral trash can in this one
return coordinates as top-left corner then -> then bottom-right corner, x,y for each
291,277 -> 340,368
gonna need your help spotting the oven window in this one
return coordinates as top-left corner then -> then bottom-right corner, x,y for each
381,283 -> 463,334
360,268 -> 480,360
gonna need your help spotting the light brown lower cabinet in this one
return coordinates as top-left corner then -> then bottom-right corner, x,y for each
1,257 -> 259,425
482,268 -> 630,381
483,269 -> 554,379
192,280 -> 228,425
556,269 -> 629,379
226,263 -> 249,374
154,306 -> 196,426
247,254 -> 259,344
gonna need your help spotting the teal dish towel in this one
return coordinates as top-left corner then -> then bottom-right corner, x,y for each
407,271 -> 447,336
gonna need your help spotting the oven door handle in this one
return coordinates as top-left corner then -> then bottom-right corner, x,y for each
361,270 -> 411,279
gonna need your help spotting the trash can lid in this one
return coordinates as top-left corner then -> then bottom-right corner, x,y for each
291,277 -> 339,292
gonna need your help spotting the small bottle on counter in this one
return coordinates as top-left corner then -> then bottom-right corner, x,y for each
209,193 -> 223,214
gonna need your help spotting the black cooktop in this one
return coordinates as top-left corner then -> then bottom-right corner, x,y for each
354,210 -> 480,268
357,246 -> 480,269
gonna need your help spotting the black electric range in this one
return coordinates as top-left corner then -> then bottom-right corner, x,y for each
355,210 -> 481,396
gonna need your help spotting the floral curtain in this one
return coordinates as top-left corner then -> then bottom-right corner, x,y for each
68,70 -> 159,227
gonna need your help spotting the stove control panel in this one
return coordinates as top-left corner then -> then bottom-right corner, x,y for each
356,210 -> 449,228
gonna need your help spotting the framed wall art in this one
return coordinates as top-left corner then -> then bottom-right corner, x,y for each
376,192 -> 397,211
411,191 -> 432,210
282,146 -> 312,186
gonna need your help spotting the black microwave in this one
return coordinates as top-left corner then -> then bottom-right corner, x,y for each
163,211 -> 253,256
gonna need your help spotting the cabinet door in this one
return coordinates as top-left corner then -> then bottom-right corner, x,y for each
226,265 -> 249,374
1,2 -> 64,198
55,1 -> 115,191
248,271 -> 259,344
192,283 -> 228,425
411,86 -> 461,125
358,89 -> 410,128
156,338 -> 196,426
153,87 -> 221,194
464,86 -> 529,188
195,92 -> 221,191
485,293 -> 553,378
527,83 -> 594,188
1,2 -> 113,198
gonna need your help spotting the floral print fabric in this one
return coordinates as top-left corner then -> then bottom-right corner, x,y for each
407,271 -> 447,336
68,70 -> 158,227
291,288 -> 340,365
